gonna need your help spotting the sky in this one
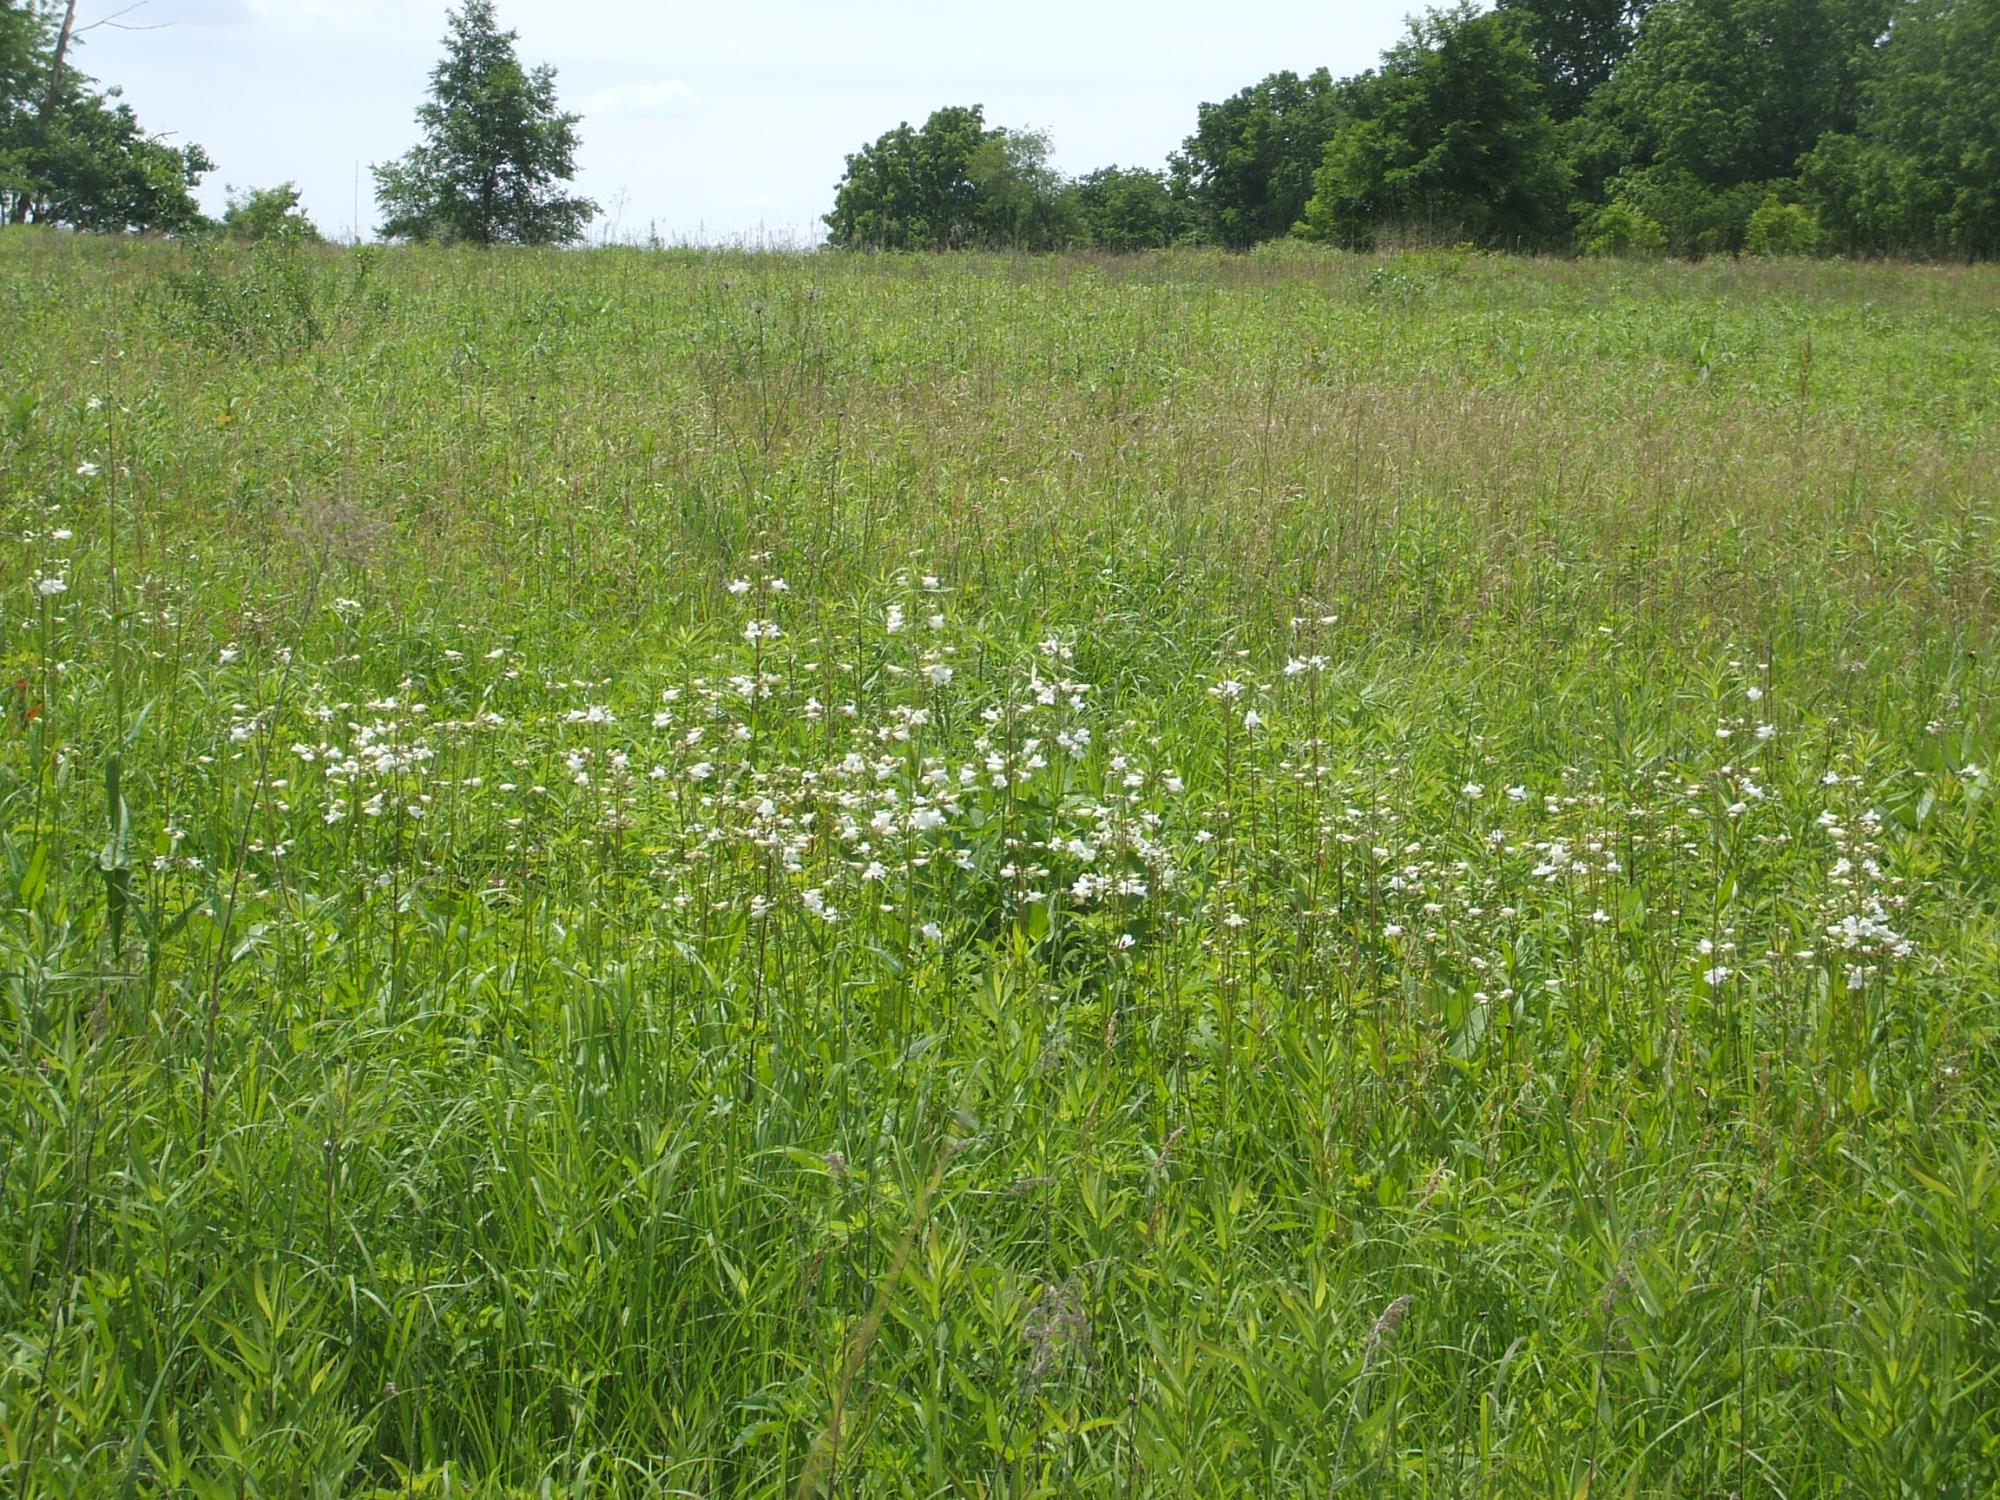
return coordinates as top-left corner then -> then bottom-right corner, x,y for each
77,0 -> 1417,245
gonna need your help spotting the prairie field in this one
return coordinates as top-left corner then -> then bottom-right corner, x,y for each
2,232 -> 1999,1496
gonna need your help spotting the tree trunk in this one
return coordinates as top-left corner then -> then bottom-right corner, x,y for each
40,0 -> 79,125
9,0 -> 80,223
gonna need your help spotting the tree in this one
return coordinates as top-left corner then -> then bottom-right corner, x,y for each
824,106 -> 1078,251
824,105 -> 991,250
1802,0 -> 2000,257
1,0 -> 210,231
0,2 -> 47,211
1566,0 -> 1892,250
966,126 -> 1076,249
222,181 -> 321,242
0,1 -> 39,109
373,0 -> 594,246
1068,166 -> 1190,251
1171,68 -> 1357,248
826,114 -> 1194,254
1297,4 -> 1570,248
1496,0 -> 1652,119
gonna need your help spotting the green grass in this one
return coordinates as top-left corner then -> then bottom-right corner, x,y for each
1,230 -> 1998,1497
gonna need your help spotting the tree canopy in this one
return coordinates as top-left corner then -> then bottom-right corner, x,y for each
821,0 -> 1997,260
1069,167 -> 1190,252
1496,0 -> 1651,119
1802,0 -> 2000,256
1,0 -> 211,232
374,0 -> 594,246
221,181 -> 321,243
6,0 -> 1996,260
1170,69 -> 1356,249
1563,0 -> 1892,250
1297,4 -> 1570,248
824,107 -> 1103,252
826,106 -> 992,250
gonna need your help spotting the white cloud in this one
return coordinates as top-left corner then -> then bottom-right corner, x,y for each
583,79 -> 701,116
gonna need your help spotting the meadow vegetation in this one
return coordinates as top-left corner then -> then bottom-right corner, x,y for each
2,232 -> 1998,1495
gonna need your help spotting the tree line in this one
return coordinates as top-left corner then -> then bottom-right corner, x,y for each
4,0 -> 1995,257
829,0 -> 2000,259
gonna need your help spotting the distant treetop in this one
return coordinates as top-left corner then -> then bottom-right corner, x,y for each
373,0 -> 596,247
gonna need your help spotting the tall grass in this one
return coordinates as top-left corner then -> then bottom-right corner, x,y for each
1,231 -> 1996,1496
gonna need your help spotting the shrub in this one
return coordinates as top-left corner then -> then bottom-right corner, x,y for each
155,236 -> 327,355
220,182 -> 323,244
1745,195 -> 1823,256
1579,198 -> 1668,257
1597,169 -> 1772,256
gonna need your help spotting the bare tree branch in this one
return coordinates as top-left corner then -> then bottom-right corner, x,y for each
39,1 -> 80,126
74,3 -> 171,37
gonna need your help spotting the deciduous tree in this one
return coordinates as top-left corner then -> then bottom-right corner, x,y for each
1803,0 -> 2000,256
374,0 -> 594,246
1068,166 -> 1189,251
966,126 -> 1076,250
824,105 -> 990,250
1567,0 -> 1891,250
1297,4 -> 1569,248
1171,69 -> 1356,248
1496,0 -> 1651,119
1,0 -> 210,231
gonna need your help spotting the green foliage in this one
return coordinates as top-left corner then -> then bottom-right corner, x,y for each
825,122 -> 1195,255
965,126 -> 1077,250
1745,192 -> 1824,253
0,0 -> 50,211
1297,4 -> 1570,249
819,0 -> 1995,259
1803,0 -> 2000,257
0,2 -> 211,233
0,0 -> 39,126
1067,165 -> 1190,251
154,234 -> 332,354
1591,165 -> 1772,253
4,236 -> 1999,1495
825,108 -> 1078,252
824,104 -> 992,249
373,0 -> 594,246
8,91 -> 211,232
1496,0 -> 1651,118
220,180 -> 322,243
1577,194 -> 1669,252
1568,0 -> 1892,208
1171,68 -> 1356,248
